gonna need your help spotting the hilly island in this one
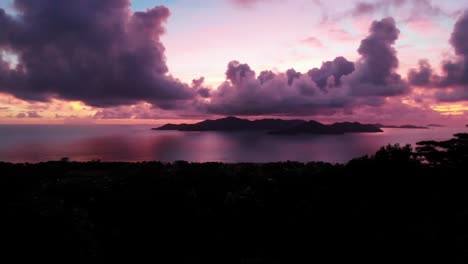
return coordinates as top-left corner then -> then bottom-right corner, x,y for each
154,116 -> 383,134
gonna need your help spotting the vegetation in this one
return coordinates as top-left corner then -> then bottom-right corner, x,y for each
2,133 -> 468,263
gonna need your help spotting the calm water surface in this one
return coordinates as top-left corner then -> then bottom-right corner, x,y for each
0,125 -> 465,163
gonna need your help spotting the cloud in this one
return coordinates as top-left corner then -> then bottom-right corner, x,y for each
203,63 -> 353,115
15,113 -> 26,119
0,0 -> 195,108
300,37 -> 323,48
231,0 -> 270,8
408,60 -> 433,86
308,57 -> 355,89
199,17 -> 408,116
92,103 -> 204,120
349,0 -> 445,18
408,11 -> 468,101
451,11 -> 468,58
16,111 -> 42,118
345,17 -> 409,96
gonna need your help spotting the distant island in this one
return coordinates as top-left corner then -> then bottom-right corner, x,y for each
427,124 -> 445,127
154,116 -> 383,134
373,123 -> 429,129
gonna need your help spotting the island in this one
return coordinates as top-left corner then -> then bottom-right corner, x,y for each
269,121 -> 383,134
154,116 -> 383,134
373,123 -> 429,129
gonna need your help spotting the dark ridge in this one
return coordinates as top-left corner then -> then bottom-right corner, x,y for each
269,121 -> 383,134
154,116 -> 305,131
373,124 -> 429,129
154,117 -> 382,134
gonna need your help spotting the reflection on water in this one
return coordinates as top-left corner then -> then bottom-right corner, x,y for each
0,125 -> 465,163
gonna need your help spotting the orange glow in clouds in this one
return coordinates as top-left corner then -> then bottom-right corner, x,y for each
431,104 -> 468,115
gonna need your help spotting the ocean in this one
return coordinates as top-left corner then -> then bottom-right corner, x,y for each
0,124 -> 465,163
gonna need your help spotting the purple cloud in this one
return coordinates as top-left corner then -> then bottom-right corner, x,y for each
200,17 -> 408,116
232,0 -> 268,8
203,64 -> 353,115
308,57 -> 355,89
16,111 -> 41,118
350,0 -> 445,18
408,11 -> 468,101
0,0 -> 195,108
345,17 -> 409,96
408,60 -> 433,86
301,37 -> 324,48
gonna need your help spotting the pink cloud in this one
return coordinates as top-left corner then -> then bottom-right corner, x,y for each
300,37 -> 324,48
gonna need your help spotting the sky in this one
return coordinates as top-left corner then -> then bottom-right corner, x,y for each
0,0 -> 468,125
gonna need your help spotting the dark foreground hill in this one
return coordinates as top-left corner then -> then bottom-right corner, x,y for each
2,133 -> 468,263
155,116 -> 383,134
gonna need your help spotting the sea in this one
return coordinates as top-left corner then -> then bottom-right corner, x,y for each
0,124 -> 465,163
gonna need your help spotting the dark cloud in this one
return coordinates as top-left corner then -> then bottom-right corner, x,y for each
435,11 -> 468,89
451,11 -> 468,58
192,77 -> 205,88
307,56 -> 355,89
258,70 -> 276,85
0,0 -> 195,108
345,17 -> 409,96
16,111 -> 41,118
352,2 -> 378,16
204,65 -> 353,115
408,11 -> 468,101
350,0 -> 445,18
226,61 -> 256,86
197,88 -> 211,99
286,69 -> 302,86
200,17 -> 408,116
350,0 -> 406,17
191,77 -> 211,98
408,60 -> 433,86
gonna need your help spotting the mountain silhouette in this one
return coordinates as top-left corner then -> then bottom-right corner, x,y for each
270,121 -> 383,134
373,124 -> 429,129
155,116 -> 305,131
154,117 -> 382,134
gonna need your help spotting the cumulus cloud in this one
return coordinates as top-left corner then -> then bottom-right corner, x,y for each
408,60 -> 433,86
345,17 -> 409,96
199,17 -> 408,116
0,0 -> 195,108
408,11 -> 468,101
308,57 -> 355,89
204,64 -> 352,115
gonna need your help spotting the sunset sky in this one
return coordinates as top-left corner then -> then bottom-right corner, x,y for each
1,0 -> 468,125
